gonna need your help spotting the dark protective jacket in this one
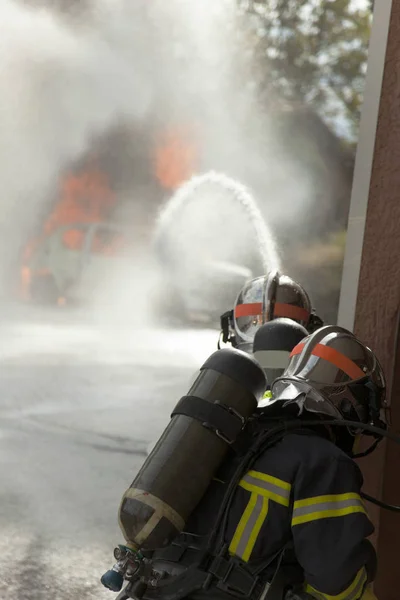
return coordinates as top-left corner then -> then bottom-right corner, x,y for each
147,428 -> 376,600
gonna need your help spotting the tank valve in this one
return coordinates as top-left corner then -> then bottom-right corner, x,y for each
101,545 -> 141,592
101,566 -> 125,592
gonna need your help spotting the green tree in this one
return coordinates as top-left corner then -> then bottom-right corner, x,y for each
238,0 -> 372,141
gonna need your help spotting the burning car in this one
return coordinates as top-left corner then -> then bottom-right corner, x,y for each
20,221 -> 130,305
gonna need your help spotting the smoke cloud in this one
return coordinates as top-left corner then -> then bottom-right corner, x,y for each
0,0 -> 323,322
0,0 -> 153,294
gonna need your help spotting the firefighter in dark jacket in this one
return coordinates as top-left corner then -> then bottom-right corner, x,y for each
219,270 -> 323,354
228,325 -> 385,599
155,326 -> 383,599
102,325 -> 386,600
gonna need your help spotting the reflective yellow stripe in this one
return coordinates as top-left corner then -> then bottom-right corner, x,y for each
229,471 -> 290,561
262,390 -> 273,399
292,493 -> 366,526
239,471 -> 291,506
240,481 -> 289,506
294,493 -> 364,509
229,492 -> 269,561
229,491 -> 257,556
247,470 -> 291,491
305,567 -> 367,600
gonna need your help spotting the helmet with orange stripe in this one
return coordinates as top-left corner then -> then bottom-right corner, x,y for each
224,271 -> 323,352
264,325 -> 389,437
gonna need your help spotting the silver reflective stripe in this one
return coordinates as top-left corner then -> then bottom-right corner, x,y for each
293,496 -> 364,519
253,350 -> 290,369
234,494 -> 266,559
241,473 -> 291,502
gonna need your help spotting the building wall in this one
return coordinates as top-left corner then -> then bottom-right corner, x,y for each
350,0 -> 400,596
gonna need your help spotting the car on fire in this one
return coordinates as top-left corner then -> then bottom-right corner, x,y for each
21,221 -> 131,305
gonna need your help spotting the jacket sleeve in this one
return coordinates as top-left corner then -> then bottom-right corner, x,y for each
291,452 -> 376,599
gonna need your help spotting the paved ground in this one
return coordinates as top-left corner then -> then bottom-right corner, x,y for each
0,304 -> 218,599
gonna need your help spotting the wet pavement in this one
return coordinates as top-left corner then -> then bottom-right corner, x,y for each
0,304 -> 218,599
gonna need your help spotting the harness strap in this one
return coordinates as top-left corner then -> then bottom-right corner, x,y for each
172,396 -> 245,444
142,566 -> 208,600
206,553 -> 262,598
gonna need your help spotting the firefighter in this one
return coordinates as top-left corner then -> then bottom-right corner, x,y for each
219,271 -> 323,354
122,325 -> 385,600
227,324 -> 386,599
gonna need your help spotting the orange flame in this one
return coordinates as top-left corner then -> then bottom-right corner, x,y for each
20,161 -> 117,299
44,164 -> 116,237
154,125 -> 198,190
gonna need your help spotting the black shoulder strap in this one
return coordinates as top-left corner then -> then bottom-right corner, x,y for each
171,396 -> 245,445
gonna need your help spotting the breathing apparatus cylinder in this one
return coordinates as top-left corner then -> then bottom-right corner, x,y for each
118,348 -> 266,552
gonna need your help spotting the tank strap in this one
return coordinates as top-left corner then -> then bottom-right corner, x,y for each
142,565 -> 208,600
151,540 -> 205,566
172,396 -> 245,445
204,552 -> 267,598
202,540 -> 301,600
152,545 -> 188,563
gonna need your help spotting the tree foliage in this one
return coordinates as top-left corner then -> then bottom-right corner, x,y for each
238,0 -> 372,141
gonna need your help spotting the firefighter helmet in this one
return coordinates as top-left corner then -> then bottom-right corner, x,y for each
227,271 -> 322,352
265,325 -> 388,433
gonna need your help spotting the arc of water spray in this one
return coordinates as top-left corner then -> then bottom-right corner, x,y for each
154,171 -> 281,273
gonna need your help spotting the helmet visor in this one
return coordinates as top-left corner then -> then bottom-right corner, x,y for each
284,333 -> 369,386
233,277 -> 266,342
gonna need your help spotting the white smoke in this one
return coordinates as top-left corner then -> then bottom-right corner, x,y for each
0,0 -> 153,294
0,0 -> 320,326
147,0 -> 317,236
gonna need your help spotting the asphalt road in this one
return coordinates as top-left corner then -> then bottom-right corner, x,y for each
0,305 -> 218,600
